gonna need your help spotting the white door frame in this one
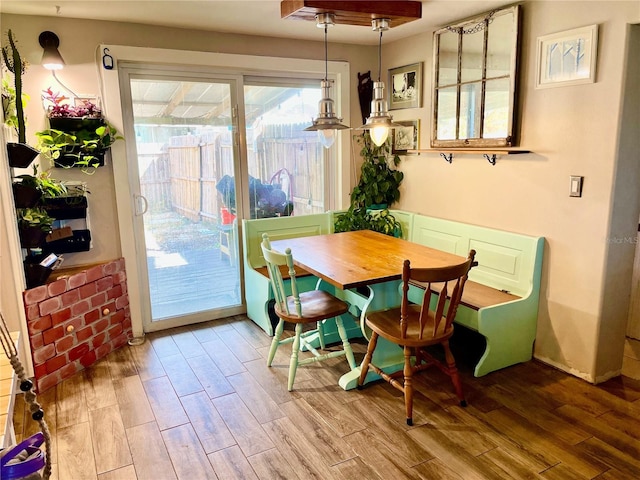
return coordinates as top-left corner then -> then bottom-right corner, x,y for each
99,45 -> 350,337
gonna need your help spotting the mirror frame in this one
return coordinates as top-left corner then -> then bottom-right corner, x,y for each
431,5 -> 521,148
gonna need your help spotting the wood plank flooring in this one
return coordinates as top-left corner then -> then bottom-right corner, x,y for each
12,315 -> 640,480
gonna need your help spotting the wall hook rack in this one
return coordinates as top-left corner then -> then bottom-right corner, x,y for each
484,153 -> 497,165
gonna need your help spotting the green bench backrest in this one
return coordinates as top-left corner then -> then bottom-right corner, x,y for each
243,213 -> 333,269
410,215 -> 543,298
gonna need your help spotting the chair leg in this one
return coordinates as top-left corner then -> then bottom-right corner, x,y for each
288,323 -> 303,391
442,340 -> 466,407
404,346 -> 414,426
358,332 -> 378,388
317,320 -> 326,350
335,316 -> 356,369
267,319 -> 285,367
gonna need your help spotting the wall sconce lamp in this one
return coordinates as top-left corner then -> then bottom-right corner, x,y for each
39,31 -> 65,70
304,13 -> 349,149
357,18 -> 400,146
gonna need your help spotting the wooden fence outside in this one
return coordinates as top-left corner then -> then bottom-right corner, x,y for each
138,124 -> 325,224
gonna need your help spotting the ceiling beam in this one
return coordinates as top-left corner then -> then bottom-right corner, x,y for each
281,1 -> 422,27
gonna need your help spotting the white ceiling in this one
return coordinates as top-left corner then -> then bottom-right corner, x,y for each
0,0 -> 511,45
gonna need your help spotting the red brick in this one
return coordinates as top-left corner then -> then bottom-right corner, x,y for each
122,317 -> 132,333
80,282 -> 97,299
104,261 -> 118,275
93,318 -> 109,334
37,372 -> 60,393
69,342 -> 90,362
112,333 -> 128,350
90,292 -> 107,308
85,309 -> 100,324
43,326 -> 64,345
96,276 -> 114,292
68,272 -> 87,289
60,362 -> 81,380
30,333 -> 44,350
96,343 -> 112,360
92,332 -> 107,349
117,271 -> 127,287
107,284 -> 123,300
101,301 -> 116,317
64,317 -> 83,333
32,344 -> 56,365
51,307 -> 72,326
116,294 -> 130,310
47,279 -> 68,297
108,324 -> 123,340
28,315 -> 52,335
71,300 -> 90,316
76,326 -> 93,342
110,310 -> 125,325
26,304 -> 40,321
61,289 -> 81,307
86,265 -> 105,282
46,355 -> 67,374
39,297 -> 62,317
55,335 -> 75,354
24,286 -> 48,305
80,350 -> 97,368
34,363 -> 48,380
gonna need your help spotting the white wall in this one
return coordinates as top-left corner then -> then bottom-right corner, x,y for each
2,1 -> 639,382
386,1 -> 640,381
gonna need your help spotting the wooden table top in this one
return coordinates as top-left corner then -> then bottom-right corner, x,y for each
270,230 -> 467,290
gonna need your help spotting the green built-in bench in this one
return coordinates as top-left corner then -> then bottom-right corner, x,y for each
242,213 -> 363,341
243,211 -> 544,376
407,214 -> 544,376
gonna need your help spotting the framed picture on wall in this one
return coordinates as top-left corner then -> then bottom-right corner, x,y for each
536,24 -> 598,89
392,120 -> 420,154
388,62 -> 422,109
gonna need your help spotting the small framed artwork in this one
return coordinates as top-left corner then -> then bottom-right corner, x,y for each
389,62 -> 422,110
536,24 -> 598,89
392,120 -> 419,154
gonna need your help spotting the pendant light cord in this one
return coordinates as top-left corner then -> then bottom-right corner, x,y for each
377,29 -> 383,81
324,23 -> 329,81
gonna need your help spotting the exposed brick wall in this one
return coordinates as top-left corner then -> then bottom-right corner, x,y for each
23,258 -> 131,392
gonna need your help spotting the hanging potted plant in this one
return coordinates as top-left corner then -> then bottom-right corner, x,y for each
12,164 -> 67,208
17,207 -> 55,248
334,132 -> 404,237
2,30 -> 39,168
35,88 -> 122,172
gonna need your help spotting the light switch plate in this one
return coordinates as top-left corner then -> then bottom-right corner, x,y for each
570,176 -> 583,197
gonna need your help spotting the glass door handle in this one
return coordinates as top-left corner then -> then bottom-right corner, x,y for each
134,194 -> 148,216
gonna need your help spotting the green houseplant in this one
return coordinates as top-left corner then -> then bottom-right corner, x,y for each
1,29 -> 39,168
36,88 -> 123,172
17,207 -> 55,248
334,133 -> 404,237
12,164 -> 67,208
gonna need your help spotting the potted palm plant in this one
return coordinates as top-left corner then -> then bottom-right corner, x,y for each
2,30 -> 39,168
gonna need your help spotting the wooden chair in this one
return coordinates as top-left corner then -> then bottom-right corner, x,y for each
358,250 -> 476,425
261,233 -> 357,391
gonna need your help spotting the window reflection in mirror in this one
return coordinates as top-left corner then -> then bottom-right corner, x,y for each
432,5 -> 520,148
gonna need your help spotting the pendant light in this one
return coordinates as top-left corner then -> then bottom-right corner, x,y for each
305,13 -> 349,149
358,18 -> 400,146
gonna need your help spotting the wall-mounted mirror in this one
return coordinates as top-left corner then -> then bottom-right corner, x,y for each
432,5 -> 520,148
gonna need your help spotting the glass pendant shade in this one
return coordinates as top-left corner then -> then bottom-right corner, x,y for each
357,19 -> 399,147
305,13 -> 348,149
358,81 -> 400,146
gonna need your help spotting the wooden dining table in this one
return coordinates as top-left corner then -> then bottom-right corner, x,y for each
270,229 -> 468,390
